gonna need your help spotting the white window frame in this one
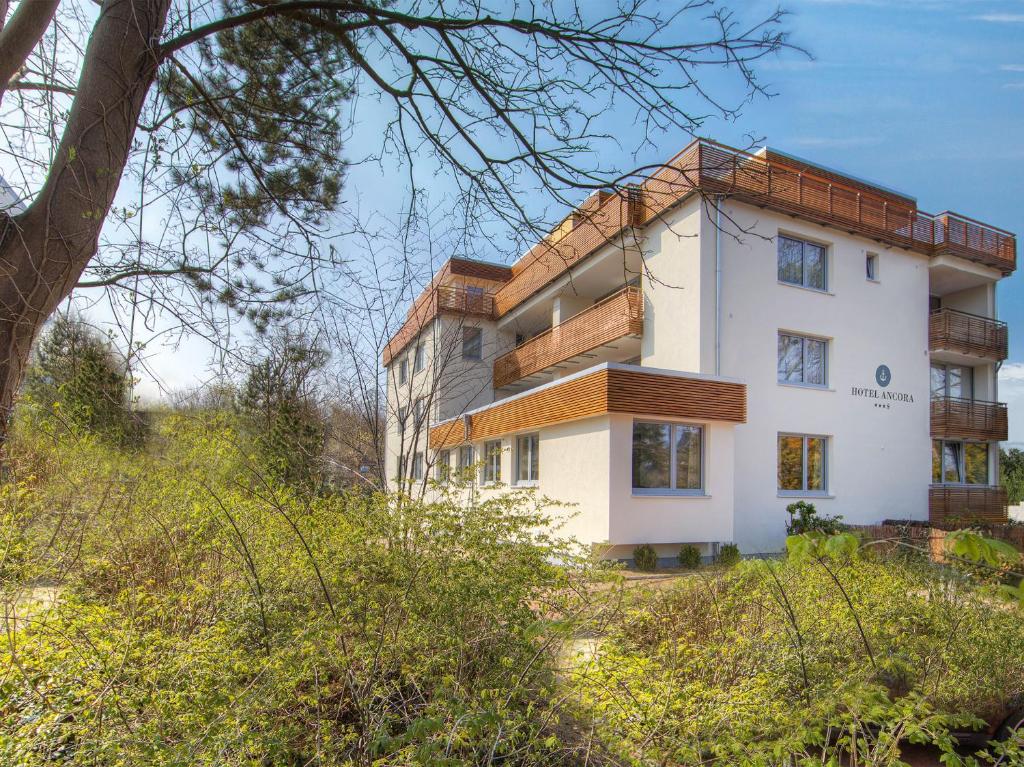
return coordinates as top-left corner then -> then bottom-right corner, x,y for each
397,405 -> 408,435
777,433 -> 830,496
778,234 -> 828,292
462,326 -> 483,361
413,397 -> 426,427
631,420 -> 705,496
435,449 -> 451,481
866,252 -> 879,282
932,439 -> 990,486
413,343 -> 426,373
398,358 -> 408,385
457,444 -> 475,475
482,439 -> 502,484
514,433 -> 540,486
777,331 -> 829,388
412,451 -> 424,481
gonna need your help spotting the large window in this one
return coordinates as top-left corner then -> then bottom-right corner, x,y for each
930,363 -> 973,400
482,440 -> 502,483
778,332 -> 827,387
778,235 -> 827,291
463,327 -> 482,360
932,440 -> 989,485
398,358 -> 408,385
413,397 -> 426,426
412,452 -> 424,480
632,421 -> 703,493
516,434 -> 540,484
414,343 -> 426,373
778,434 -> 828,494
397,406 -> 408,436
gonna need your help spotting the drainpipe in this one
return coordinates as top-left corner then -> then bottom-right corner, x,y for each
715,195 -> 723,377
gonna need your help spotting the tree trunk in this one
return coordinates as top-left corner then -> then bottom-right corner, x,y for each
0,0 -> 171,441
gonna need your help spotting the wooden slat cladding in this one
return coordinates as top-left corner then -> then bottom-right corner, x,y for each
929,485 -> 1008,526
929,309 -> 1008,361
449,258 -> 512,282
493,287 -> 643,389
930,397 -> 1008,442
491,140 -> 1015,317
429,366 -> 746,449
605,369 -> 747,423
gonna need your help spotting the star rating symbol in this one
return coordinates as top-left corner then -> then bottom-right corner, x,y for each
873,403 -> 891,410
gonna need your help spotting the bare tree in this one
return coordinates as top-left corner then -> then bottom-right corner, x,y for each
0,0 -> 795,442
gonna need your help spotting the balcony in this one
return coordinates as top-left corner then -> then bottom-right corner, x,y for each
929,308 -> 1008,362
435,284 -> 496,318
692,141 -> 1017,275
929,485 -> 1008,527
930,397 -> 1008,442
493,286 -> 643,390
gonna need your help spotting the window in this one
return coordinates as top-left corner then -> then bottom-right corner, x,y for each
930,363 -> 973,400
412,451 -> 424,480
462,327 -> 482,360
436,449 -> 451,481
465,285 -> 485,312
414,343 -> 426,373
413,397 -> 426,426
398,358 -> 408,385
397,405 -> 408,435
932,440 -> 989,484
515,434 -> 540,484
777,333 -> 827,387
457,445 -> 474,475
482,440 -> 502,483
778,235 -> 827,291
778,434 -> 828,494
866,253 -> 879,281
632,421 -> 703,493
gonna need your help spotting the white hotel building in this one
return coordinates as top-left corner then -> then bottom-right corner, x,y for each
383,140 -> 1015,557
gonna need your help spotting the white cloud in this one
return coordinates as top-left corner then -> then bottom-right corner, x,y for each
1000,64 -> 1024,72
971,13 -> 1024,23
1002,82 -> 1024,90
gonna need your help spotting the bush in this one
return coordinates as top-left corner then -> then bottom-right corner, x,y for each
0,416 -> 597,766
717,542 -> 741,567
678,544 -> 702,569
574,552 -> 1024,766
786,500 -> 845,535
633,544 -> 657,571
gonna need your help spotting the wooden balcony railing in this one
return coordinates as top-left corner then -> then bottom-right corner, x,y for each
693,141 -> 1016,274
494,139 -> 1016,317
435,285 -> 496,318
930,396 -> 1008,441
929,485 -> 1008,527
493,286 -> 643,389
929,308 -> 1008,361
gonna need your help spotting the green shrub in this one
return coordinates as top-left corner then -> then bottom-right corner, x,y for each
0,416 -> 597,766
633,544 -> 657,571
574,552 -> 1024,766
717,542 -> 741,567
678,544 -> 702,569
786,500 -> 845,535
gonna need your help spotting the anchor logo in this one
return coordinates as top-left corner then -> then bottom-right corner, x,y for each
875,364 -> 891,388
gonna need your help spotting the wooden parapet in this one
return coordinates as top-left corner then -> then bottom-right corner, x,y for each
429,365 -> 746,449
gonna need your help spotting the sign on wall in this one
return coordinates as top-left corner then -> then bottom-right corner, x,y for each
851,364 -> 914,409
